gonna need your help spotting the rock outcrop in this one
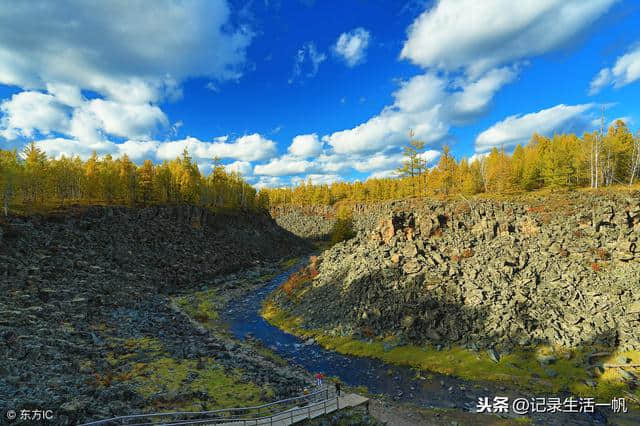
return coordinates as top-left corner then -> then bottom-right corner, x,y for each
272,192 -> 640,353
0,205 -> 311,423
271,205 -> 336,240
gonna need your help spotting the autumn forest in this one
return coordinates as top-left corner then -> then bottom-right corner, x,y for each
1,120 -> 639,214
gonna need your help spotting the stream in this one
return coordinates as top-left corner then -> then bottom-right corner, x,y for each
221,262 -> 610,425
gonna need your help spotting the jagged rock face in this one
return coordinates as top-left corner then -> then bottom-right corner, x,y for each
0,205 -> 311,423
275,193 -> 640,353
270,205 -> 336,240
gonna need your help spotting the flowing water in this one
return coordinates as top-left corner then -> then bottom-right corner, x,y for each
222,262 -> 610,425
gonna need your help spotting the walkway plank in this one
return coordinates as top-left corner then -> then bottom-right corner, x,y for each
214,393 -> 368,426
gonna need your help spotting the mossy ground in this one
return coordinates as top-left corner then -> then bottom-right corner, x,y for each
102,336 -> 275,413
262,300 -> 640,407
280,256 -> 302,269
175,289 -> 221,330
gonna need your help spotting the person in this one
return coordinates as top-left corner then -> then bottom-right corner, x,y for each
315,372 -> 324,387
335,380 -> 342,396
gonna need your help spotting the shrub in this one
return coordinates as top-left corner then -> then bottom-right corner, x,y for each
281,262 -> 319,298
596,248 -> 609,261
330,205 -> 355,245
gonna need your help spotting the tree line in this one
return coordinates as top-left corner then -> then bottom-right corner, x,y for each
265,120 -> 640,206
0,143 -> 269,215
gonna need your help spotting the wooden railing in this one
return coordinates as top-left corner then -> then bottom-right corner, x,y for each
79,386 -> 336,425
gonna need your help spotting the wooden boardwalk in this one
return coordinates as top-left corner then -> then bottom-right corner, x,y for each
218,393 -> 369,425
80,387 -> 369,425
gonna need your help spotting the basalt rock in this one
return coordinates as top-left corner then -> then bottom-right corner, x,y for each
0,205 -> 311,423
271,192 -> 640,354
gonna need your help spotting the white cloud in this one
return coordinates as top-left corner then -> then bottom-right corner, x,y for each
0,91 -> 70,139
608,116 -> 633,127
225,160 -> 252,176
117,140 -> 160,161
292,174 -> 341,185
205,82 -> 220,92
33,133 -> 276,165
1,89 -> 169,142
353,153 -> 404,173
254,156 -> 313,176
334,28 -> 371,67
288,42 -> 326,84
0,0 -> 252,104
450,67 -> 518,120
368,169 -> 400,179
82,99 -> 168,140
475,104 -> 594,153
253,176 -> 285,189
589,43 -> 640,94
0,1 -> 259,172
468,152 -> 489,164
323,73 -> 449,154
288,133 -> 323,157
321,1 -> 613,161
400,0 -> 618,76
45,83 -> 83,107
35,137 -> 118,160
418,149 -> 441,164
156,134 -> 277,162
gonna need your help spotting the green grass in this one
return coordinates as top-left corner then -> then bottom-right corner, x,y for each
175,289 -> 220,329
103,337 -> 275,412
262,300 -> 640,405
280,257 -> 301,269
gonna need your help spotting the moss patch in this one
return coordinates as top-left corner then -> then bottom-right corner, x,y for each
262,301 -> 640,406
175,289 -> 220,329
280,256 -> 301,269
133,357 -> 273,411
103,337 -> 275,412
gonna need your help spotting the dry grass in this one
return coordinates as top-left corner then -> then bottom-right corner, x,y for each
596,248 -> 610,261
519,217 -> 539,236
451,248 -> 473,263
281,261 -> 319,298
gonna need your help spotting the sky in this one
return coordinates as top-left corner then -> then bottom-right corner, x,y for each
1,0 -> 640,188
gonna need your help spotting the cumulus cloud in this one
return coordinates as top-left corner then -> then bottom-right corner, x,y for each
322,0 -> 612,162
1,89 -> 169,142
0,91 -> 70,139
418,149 -> 441,164
225,160 -> 252,176
475,104 -> 594,153
324,73 -> 449,155
81,99 -> 168,140
400,0 -> 618,76
34,138 -> 118,160
156,134 -> 277,162
368,169 -> 400,179
333,28 -> 371,67
292,174 -> 341,185
288,133 -> 323,157
353,153 -> 404,173
589,43 -> 640,94
450,67 -> 518,121
288,42 -> 327,84
0,0 -> 252,104
117,140 -> 161,161
0,0 -> 260,174
33,132 -> 277,169
253,176 -> 285,189
254,156 -> 314,176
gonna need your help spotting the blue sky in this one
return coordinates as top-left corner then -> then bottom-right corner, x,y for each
1,0 -> 640,187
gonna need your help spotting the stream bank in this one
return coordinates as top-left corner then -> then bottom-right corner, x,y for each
221,261 -> 621,425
